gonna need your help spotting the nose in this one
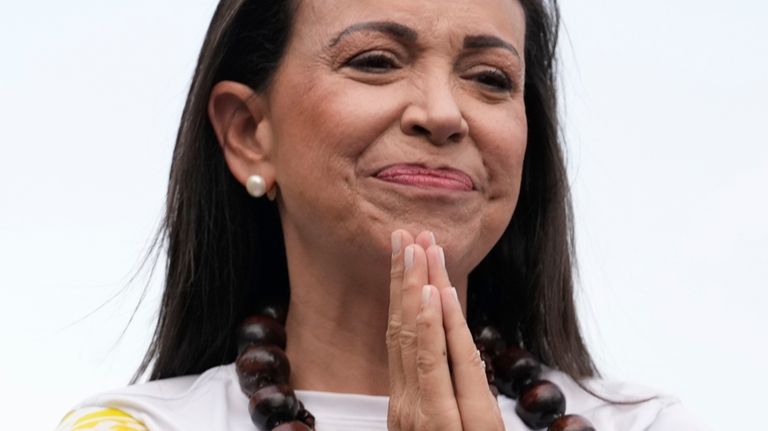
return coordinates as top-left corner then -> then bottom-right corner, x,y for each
400,77 -> 469,145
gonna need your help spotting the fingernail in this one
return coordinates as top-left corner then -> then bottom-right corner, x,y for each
429,231 -> 436,246
404,245 -> 414,270
438,246 -> 445,269
422,285 -> 433,305
391,231 -> 401,256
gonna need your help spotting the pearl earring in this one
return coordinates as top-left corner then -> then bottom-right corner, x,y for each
246,175 -> 266,198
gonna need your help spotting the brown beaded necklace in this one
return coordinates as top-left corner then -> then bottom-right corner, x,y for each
235,305 -> 596,431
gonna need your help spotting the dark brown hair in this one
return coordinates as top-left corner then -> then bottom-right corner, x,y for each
135,0 -> 597,382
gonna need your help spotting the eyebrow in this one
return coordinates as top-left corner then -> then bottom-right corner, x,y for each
463,35 -> 521,61
329,21 -> 521,61
329,21 -> 418,47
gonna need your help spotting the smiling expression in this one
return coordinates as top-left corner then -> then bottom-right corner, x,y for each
262,0 -> 528,277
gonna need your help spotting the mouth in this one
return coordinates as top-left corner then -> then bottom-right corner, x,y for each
374,163 -> 475,192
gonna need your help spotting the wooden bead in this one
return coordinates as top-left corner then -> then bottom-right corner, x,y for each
271,421 -> 312,430
257,304 -> 287,325
548,414 -> 595,431
493,347 -> 543,399
473,325 -> 507,356
481,350 -> 496,385
248,384 -> 301,430
237,345 -> 291,396
515,380 -> 566,429
237,315 -> 287,353
296,403 -> 316,429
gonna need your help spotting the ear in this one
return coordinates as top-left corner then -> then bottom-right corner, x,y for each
208,81 -> 276,194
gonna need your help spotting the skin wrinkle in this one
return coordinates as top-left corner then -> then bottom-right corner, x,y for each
329,21 -> 419,48
330,22 -> 522,66
463,34 -> 522,61
325,35 -> 409,73
217,0 -> 529,395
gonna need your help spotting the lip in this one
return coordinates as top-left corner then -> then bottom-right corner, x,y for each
374,164 -> 475,191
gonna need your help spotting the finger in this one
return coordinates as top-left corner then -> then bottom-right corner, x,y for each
415,230 -> 436,251
399,243 -> 428,389
387,229 -> 414,394
416,284 -> 462,429
426,245 -> 451,289
441,287 -> 501,429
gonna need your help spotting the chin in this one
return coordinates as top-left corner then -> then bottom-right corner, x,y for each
386,219 -> 489,271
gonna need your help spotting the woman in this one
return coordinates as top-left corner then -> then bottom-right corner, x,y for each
57,0 -> 703,429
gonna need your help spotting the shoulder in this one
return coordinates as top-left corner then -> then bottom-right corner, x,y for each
57,364 -> 253,431
496,368 -> 707,430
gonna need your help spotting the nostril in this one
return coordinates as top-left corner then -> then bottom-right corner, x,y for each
411,125 -> 430,137
447,132 -> 463,143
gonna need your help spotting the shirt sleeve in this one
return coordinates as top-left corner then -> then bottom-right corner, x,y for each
55,407 -> 149,431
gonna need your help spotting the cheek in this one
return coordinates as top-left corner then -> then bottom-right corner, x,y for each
267,69 -> 406,232
470,102 -> 528,200
446,103 -> 526,272
492,124 -> 527,200
271,72 -> 403,169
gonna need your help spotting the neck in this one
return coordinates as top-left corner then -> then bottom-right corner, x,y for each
282,227 -> 393,394
285,287 -> 391,394
280,229 -> 467,395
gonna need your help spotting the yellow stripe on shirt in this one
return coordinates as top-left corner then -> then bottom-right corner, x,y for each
56,407 -> 148,431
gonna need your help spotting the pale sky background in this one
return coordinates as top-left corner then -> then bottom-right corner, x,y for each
1,1 -> 766,429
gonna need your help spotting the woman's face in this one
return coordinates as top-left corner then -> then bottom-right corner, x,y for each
264,0 -> 527,277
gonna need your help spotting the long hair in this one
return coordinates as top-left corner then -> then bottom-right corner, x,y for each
135,0 -> 597,382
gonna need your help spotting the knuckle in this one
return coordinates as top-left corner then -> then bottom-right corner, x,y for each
398,328 -> 418,351
416,311 -> 434,331
416,349 -> 445,373
386,319 -> 402,345
385,335 -> 398,351
390,266 -> 403,278
401,276 -> 421,292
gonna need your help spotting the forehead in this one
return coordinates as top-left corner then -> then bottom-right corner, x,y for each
293,0 -> 526,48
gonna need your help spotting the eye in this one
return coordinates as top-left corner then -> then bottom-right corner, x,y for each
472,69 -> 514,92
345,51 -> 401,73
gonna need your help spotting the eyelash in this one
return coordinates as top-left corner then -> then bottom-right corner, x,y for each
345,52 -> 515,93
471,68 -> 514,92
345,52 -> 400,73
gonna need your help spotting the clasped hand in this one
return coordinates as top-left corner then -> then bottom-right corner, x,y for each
386,230 -> 505,431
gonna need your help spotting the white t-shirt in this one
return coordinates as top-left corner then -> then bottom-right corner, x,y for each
56,363 -> 705,430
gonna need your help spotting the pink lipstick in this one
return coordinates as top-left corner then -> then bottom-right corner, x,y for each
375,164 -> 474,191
